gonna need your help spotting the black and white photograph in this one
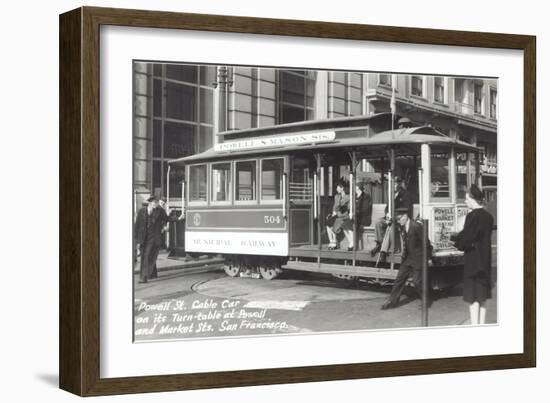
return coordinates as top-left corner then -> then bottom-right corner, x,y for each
132,63 -> 498,341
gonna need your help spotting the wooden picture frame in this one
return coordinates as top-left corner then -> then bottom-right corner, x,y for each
59,6 -> 536,396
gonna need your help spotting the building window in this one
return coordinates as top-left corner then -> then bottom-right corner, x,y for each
434,77 -> 446,103
211,163 -> 232,202
278,70 -> 315,124
474,83 -> 484,114
379,74 -> 392,86
490,88 -> 497,119
148,64 -> 216,198
454,79 -> 464,102
411,75 -> 425,97
478,141 -> 498,175
261,158 -> 284,201
236,160 -> 257,201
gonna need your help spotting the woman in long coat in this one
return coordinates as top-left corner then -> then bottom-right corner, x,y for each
326,179 -> 354,250
452,184 -> 494,325
355,181 -> 373,249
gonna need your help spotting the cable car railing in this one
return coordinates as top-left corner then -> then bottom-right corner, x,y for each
289,182 -> 313,201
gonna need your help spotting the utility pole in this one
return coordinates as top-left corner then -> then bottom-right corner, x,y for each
213,66 -> 233,133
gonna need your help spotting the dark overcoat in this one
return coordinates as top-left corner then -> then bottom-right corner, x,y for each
385,188 -> 414,219
454,208 -> 494,279
134,206 -> 170,245
355,192 -> 373,227
400,219 -> 428,269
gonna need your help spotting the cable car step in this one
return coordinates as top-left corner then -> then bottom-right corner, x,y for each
281,261 -> 397,280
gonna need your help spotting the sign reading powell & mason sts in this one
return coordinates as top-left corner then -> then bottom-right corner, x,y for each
214,131 -> 336,152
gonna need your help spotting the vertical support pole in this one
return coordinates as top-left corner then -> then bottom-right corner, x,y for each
313,172 -> 318,220
133,189 -> 138,219
282,173 -> 287,219
165,164 -> 171,249
350,151 -> 357,267
315,154 -> 322,268
181,181 -> 186,216
421,218 -> 429,327
418,168 -> 424,220
449,147 -> 457,204
166,165 -> 171,207
389,148 -> 396,255
133,189 -> 138,264
420,144 -> 431,239
349,172 -> 354,220
466,151 -> 473,189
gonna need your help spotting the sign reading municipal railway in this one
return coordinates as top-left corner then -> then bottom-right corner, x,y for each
185,231 -> 289,256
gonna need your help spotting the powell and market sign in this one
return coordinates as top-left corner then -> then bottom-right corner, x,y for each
214,131 -> 336,152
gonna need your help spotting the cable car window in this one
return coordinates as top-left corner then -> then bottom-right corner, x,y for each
261,158 -> 283,200
211,162 -> 231,202
430,153 -> 450,201
290,157 -> 313,201
456,151 -> 469,202
189,164 -> 207,202
236,160 -> 257,201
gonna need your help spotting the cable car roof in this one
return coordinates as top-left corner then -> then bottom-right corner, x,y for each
169,122 -> 482,166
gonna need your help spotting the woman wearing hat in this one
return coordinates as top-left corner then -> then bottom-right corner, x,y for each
452,184 -> 494,325
326,179 -> 354,250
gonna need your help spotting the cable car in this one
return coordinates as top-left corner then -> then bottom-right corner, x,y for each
167,113 -> 482,288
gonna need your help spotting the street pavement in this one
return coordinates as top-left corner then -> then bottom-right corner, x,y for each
134,260 -> 498,341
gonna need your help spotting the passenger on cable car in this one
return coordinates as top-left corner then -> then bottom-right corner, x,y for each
326,179 -> 354,251
354,181 -> 373,250
370,176 -> 413,262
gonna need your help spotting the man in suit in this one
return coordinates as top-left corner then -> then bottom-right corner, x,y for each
381,207 -> 429,310
371,176 -> 413,262
135,195 -> 181,283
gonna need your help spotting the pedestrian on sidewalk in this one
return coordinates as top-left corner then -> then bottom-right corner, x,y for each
135,195 -> 183,283
451,184 -> 494,325
381,208 -> 430,310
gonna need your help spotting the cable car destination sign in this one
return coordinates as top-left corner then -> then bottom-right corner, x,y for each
215,131 -> 336,152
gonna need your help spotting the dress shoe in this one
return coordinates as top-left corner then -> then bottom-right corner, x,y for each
370,242 -> 381,257
138,277 -> 148,284
347,247 -> 354,251
381,300 -> 397,310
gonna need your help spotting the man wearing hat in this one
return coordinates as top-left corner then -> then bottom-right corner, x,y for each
371,176 -> 413,262
397,117 -> 413,129
381,207 -> 429,310
134,195 -> 178,283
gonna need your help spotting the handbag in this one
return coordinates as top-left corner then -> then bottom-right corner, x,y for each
325,213 -> 336,227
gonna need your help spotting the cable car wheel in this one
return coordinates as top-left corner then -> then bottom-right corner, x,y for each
258,262 -> 282,280
223,258 -> 241,277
